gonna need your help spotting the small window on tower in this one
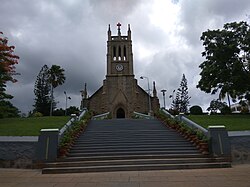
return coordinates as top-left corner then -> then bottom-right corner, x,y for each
118,46 -> 121,61
123,46 -> 126,60
113,46 -> 116,61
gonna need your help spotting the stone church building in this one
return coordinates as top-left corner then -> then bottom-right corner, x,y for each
81,23 -> 159,118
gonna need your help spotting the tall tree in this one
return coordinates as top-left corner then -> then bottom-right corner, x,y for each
177,74 -> 190,113
197,21 -> 250,105
171,90 -> 181,112
33,65 -> 51,116
172,74 -> 191,113
48,65 -> 66,116
0,32 -> 20,118
0,32 -> 19,100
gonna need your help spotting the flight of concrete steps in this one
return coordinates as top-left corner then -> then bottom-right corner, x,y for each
42,119 -> 231,174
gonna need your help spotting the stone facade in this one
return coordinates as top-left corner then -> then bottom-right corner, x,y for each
81,24 -> 159,118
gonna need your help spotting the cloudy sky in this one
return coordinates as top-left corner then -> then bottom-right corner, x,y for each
1,0 -> 250,114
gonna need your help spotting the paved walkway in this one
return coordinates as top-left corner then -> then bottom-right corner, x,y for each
0,164 -> 250,187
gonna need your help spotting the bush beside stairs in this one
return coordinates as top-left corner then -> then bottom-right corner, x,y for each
42,119 -> 231,174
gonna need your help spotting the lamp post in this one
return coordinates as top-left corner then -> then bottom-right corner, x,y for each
64,91 -> 71,116
161,89 -> 167,109
140,76 -> 152,115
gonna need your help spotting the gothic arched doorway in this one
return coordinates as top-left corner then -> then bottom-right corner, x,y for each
116,108 -> 125,118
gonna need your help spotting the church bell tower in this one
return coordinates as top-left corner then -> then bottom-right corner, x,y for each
106,23 -> 134,76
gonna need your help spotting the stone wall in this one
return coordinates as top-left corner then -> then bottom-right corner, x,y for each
0,136 -> 38,168
230,134 -> 250,164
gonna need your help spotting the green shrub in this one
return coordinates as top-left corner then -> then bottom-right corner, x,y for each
190,105 -> 203,115
221,105 -> 231,114
32,112 -> 43,117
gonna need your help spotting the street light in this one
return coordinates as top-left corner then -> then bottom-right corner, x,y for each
64,91 -> 71,116
161,89 -> 167,109
140,76 -> 152,115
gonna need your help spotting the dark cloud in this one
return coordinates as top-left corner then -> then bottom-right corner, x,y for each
89,0 -> 142,23
178,0 -> 250,46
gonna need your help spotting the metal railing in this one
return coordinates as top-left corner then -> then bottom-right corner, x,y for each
161,109 -> 175,119
59,109 -> 88,140
161,109 -> 208,137
92,112 -> 110,120
177,114 -> 208,137
133,111 -> 153,119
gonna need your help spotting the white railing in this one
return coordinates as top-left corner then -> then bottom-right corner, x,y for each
177,114 -> 208,136
59,109 -> 88,138
161,109 -> 208,137
92,112 -> 110,120
133,111 -> 153,119
78,108 -> 88,120
161,109 -> 175,119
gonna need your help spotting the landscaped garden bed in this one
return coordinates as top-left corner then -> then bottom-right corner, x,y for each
58,111 -> 92,157
156,110 -> 209,154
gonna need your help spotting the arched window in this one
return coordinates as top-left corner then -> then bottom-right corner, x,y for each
113,46 -> 116,60
118,46 -> 122,61
123,46 -> 127,60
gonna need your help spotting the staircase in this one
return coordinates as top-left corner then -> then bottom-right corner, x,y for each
42,119 -> 231,174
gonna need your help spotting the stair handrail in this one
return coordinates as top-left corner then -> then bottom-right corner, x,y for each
92,112 -> 110,120
133,111 -> 153,119
59,109 -> 88,138
177,113 -> 208,137
161,109 -> 175,119
78,108 -> 88,120
161,109 -> 208,136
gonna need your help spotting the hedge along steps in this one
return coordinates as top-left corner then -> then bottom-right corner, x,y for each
58,110 -> 92,158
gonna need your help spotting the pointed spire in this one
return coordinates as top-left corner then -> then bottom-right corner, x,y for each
117,22 -> 121,36
81,83 -> 88,99
153,81 -> 157,97
84,83 -> 87,99
128,24 -> 131,40
108,24 -> 111,41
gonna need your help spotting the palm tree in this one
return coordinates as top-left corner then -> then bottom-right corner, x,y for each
48,65 -> 66,116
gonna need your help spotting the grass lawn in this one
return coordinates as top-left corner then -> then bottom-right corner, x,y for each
0,116 -> 69,136
187,115 -> 250,131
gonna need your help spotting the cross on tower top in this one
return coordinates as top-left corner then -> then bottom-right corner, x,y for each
117,22 -> 121,36
117,22 -> 121,28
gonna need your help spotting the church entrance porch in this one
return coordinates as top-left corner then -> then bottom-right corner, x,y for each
116,108 -> 125,118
